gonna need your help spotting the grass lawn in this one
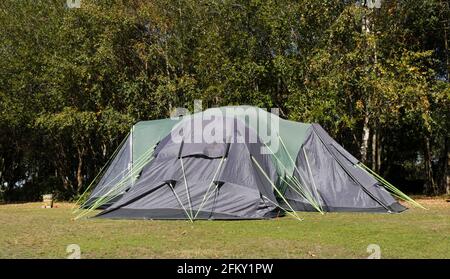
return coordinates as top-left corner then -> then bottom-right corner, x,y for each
0,198 -> 449,259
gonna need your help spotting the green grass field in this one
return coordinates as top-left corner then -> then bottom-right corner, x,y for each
0,198 -> 449,259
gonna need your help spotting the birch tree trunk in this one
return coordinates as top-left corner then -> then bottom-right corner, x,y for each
377,133 -> 382,173
360,4 -> 373,165
360,112 -> 370,164
372,129 -> 377,170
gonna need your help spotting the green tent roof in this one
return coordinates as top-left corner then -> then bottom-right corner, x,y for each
132,106 -> 311,175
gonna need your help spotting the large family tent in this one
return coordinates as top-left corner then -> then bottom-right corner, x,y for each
77,106 -> 421,220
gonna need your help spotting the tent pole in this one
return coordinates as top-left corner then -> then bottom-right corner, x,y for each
278,136 -> 324,212
168,182 -> 193,222
357,163 -> 426,209
263,140 -> 323,213
73,131 -> 131,212
280,175 -> 323,213
178,140 -> 194,219
194,156 -> 225,219
83,145 -> 155,204
251,156 -> 302,221
75,146 -> 156,219
261,194 -> 301,220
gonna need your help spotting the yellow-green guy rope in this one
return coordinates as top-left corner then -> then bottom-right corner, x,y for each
72,132 -> 130,211
77,144 -> 156,212
251,156 -> 303,221
168,182 -> 193,223
357,163 -> 427,210
302,147 -> 324,213
278,136 -> 324,213
74,146 -> 156,219
262,141 -> 324,213
194,156 -> 226,220
179,156 -> 194,220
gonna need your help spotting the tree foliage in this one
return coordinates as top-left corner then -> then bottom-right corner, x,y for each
0,0 -> 449,201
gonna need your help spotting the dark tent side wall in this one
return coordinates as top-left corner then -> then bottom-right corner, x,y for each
82,118 -> 181,209
96,117 -> 281,220
284,124 -> 406,213
83,134 -> 132,209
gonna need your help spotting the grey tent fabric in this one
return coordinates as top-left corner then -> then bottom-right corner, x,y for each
97,117 -> 281,220
83,118 -> 180,209
283,125 -> 406,213
83,134 -> 132,209
87,106 -> 407,220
